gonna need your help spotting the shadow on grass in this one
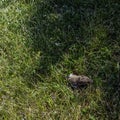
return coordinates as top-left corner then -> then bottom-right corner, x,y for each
28,0 -> 97,74
27,0 -> 120,119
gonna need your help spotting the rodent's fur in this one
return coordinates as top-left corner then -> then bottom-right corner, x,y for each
68,74 -> 93,89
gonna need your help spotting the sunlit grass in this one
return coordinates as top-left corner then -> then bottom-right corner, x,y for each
0,0 -> 119,120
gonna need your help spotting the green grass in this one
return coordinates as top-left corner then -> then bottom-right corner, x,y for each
0,0 -> 120,120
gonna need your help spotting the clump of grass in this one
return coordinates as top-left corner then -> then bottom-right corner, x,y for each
0,0 -> 120,120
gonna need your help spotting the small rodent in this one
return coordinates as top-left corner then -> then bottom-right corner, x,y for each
67,73 -> 93,89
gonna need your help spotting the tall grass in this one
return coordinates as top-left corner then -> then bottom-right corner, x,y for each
0,0 -> 120,120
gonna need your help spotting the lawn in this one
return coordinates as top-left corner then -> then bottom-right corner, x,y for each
0,0 -> 120,120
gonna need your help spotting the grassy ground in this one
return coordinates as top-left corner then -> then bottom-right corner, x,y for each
0,0 -> 120,120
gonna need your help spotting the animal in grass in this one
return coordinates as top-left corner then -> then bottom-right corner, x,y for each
67,73 -> 93,89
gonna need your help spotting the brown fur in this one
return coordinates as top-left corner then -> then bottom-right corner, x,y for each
68,74 -> 93,89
